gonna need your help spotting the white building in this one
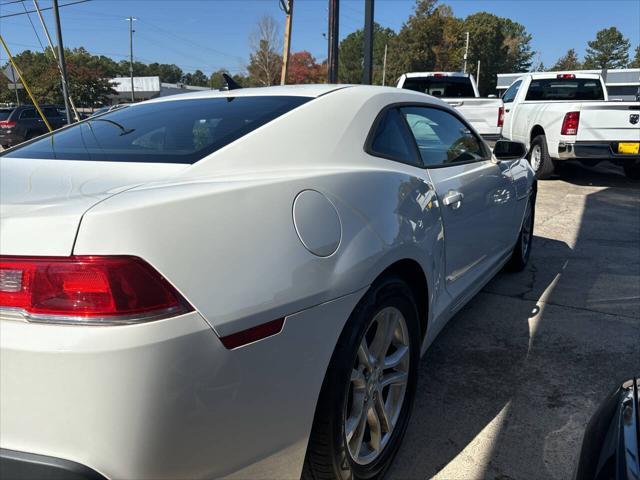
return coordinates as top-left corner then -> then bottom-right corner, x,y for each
496,68 -> 640,101
109,76 -> 210,104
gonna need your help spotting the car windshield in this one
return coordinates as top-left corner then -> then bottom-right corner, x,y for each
0,109 -> 13,121
402,76 -> 475,98
525,78 -> 605,101
1,96 -> 310,164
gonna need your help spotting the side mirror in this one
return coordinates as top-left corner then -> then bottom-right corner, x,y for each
493,140 -> 527,161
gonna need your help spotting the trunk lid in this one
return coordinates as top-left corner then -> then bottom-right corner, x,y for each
0,157 -> 188,255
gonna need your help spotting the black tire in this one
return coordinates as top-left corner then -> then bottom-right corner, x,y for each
529,135 -> 555,179
506,189 -> 536,272
302,276 -> 420,480
623,163 -> 640,180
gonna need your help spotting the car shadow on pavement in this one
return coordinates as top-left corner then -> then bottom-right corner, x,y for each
389,169 -> 640,479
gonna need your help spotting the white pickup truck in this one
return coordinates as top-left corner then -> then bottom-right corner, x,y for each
500,72 -> 640,179
397,72 -> 503,141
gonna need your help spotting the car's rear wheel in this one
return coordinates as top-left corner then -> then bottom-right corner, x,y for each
529,135 -> 555,179
506,190 -> 535,272
303,276 -> 420,480
623,162 -> 640,180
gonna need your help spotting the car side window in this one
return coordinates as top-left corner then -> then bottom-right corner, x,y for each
44,107 -> 61,118
400,106 -> 487,167
20,109 -> 36,119
368,108 -> 420,166
502,80 -> 522,103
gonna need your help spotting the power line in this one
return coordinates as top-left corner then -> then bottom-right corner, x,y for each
0,0 -> 91,19
20,1 -> 46,52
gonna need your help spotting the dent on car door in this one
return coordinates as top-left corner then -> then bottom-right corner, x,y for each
400,106 -> 517,304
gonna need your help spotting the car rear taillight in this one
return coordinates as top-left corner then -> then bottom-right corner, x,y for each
498,106 -> 505,127
557,74 -> 576,79
0,121 -> 16,129
0,256 -> 193,325
561,111 -> 580,135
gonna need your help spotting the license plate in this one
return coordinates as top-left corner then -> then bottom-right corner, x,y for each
618,142 -> 640,154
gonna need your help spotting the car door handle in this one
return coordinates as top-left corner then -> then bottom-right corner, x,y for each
442,190 -> 464,209
504,108 -> 511,113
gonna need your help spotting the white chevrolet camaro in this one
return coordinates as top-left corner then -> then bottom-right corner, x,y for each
0,84 -> 535,479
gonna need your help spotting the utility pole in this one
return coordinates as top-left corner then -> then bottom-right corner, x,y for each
327,0 -> 339,83
476,60 -> 481,91
362,0 -> 374,85
52,0 -> 71,123
33,0 -> 80,121
463,31 -> 469,73
280,0 -> 293,85
382,43 -> 388,86
127,16 -> 137,102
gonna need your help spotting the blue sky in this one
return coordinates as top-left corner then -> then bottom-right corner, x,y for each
1,0 -> 639,75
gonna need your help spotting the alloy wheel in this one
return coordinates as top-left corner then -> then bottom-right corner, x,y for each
344,306 -> 410,465
531,145 -> 542,172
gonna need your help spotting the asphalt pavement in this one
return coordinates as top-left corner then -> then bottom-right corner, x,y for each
390,161 -> 640,479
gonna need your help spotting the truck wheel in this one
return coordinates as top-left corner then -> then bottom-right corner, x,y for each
529,135 -> 555,179
624,163 -> 640,180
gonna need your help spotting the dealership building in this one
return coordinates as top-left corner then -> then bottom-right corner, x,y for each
497,68 -> 640,101
108,76 -> 210,104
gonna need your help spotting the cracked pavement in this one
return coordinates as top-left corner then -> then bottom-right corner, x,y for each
389,162 -> 640,480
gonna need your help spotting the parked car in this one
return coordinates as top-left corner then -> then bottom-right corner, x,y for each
0,85 -> 535,480
397,72 -> 504,142
574,377 -> 639,480
500,72 -> 640,179
0,104 -> 68,149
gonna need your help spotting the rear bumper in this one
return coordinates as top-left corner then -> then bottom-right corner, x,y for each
0,291 -> 362,479
0,449 -> 106,480
557,141 -> 640,161
481,133 -> 502,142
0,131 -> 24,147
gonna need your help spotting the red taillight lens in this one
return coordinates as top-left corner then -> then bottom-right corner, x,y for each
0,256 -> 193,324
557,74 -> 576,79
432,73 -> 445,78
497,106 -> 505,127
0,121 -> 16,129
561,111 -> 580,135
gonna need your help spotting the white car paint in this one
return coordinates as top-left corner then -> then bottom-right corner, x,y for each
397,72 -> 504,140
501,72 -> 640,159
0,84 -> 535,479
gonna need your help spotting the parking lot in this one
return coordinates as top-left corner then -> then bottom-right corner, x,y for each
390,162 -> 640,479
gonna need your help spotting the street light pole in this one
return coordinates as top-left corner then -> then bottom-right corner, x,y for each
127,16 -> 137,103
52,0 -> 71,123
327,0 -> 339,83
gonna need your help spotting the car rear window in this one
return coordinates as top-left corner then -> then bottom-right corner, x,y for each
401,76 -> 475,98
525,78 -> 605,101
0,109 -> 13,121
2,96 -> 310,163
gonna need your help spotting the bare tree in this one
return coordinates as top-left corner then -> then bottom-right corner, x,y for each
247,16 -> 283,86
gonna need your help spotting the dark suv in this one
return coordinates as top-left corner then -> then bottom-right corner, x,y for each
0,105 -> 68,149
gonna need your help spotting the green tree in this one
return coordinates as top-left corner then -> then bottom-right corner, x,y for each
551,48 -> 582,71
182,69 -> 208,86
583,27 -> 630,69
146,63 -> 184,83
210,69 -> 230,89
386,1 -> 464,84
629,45 -> 640,68
338,23 -> 397,84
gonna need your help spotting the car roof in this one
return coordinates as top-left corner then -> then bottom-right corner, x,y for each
145,84 -> 353,104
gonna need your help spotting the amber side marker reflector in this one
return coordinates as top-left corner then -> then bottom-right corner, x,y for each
220,318 -> 285,350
